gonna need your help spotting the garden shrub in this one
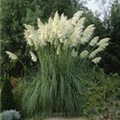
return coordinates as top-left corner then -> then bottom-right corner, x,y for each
83,67 -> 120,120
8,11 -> 110,118
1,75 -> 16,111
0,110 -> 21,120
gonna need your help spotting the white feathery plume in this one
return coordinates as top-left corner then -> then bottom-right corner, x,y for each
24,11 -> 85,49
71,11 -> 83,25
57,14 -> 70,40
52,11 -> 60,34
92,57 -> 101,64
70,17 -> 85,46
97,38 -> 110,46
89,50 -> 98,59
48,17 -> 53,25
80,50 -> 89,59
89,36 -> 99,46
5,51 -> 18,60
71,49 -> 78,57
81,24 -> 95,44
54,11 -> 60,22
24,10 -> 109,60
89,41 -> 109,59
89,42 -> 109,59
24,24 -> 35,46
46,19 -> 56,44
30,52 -> 37,62
93,42 -> 109,53
95,47 -> 104,53
37,18 -> 44,29
98,43 -> 109,50
70,28 -> 81,46
101,43 -> 109,49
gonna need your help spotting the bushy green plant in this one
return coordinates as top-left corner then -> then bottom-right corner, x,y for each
83,67 -> 120,120
99,0 -> 120,74
1,75 -> 16,111
0,110 -> 21,120
7,11 -> 110,118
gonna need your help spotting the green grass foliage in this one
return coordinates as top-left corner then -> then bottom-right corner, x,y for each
15,51 -> 94,118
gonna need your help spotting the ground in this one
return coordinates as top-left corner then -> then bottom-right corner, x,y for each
44,118 -> 85,120
25,118 -> 85,120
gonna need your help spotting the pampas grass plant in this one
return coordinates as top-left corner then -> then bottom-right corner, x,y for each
8,11 -> 109,118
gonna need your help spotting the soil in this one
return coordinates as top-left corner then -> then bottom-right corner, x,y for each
44,118 -> 85,120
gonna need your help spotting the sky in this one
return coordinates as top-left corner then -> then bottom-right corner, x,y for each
85,0 -> 113,19
85,0 -> 114,12
85,0 -> 104,19
85,0 -> 99,12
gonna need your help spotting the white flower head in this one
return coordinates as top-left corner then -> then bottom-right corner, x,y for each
5,51 -> 18,60
99,43 -> 109,50
23,10 -> 110,59
89,50 -> 98,59
71,11 -> 83,25
92,57 -> 102,64
81,24 -> 95,45
71,49 -> 78,57
89,36 -> 99,46
80,50 -> 89,59
97,38 -> 110,46
70,17 -> 85,46
24,24 -> 35,46
30,52 -> 37,62
37,17 -> 44,29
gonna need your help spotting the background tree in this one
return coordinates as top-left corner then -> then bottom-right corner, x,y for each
1,75 -> 16,111
99,0 -> 120,74
1,0 -> 86,78
87,0 -> 120,74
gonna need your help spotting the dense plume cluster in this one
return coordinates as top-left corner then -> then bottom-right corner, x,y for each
24,11 -> 109,64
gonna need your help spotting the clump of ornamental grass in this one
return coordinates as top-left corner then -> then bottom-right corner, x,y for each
6,11 -> 109,118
